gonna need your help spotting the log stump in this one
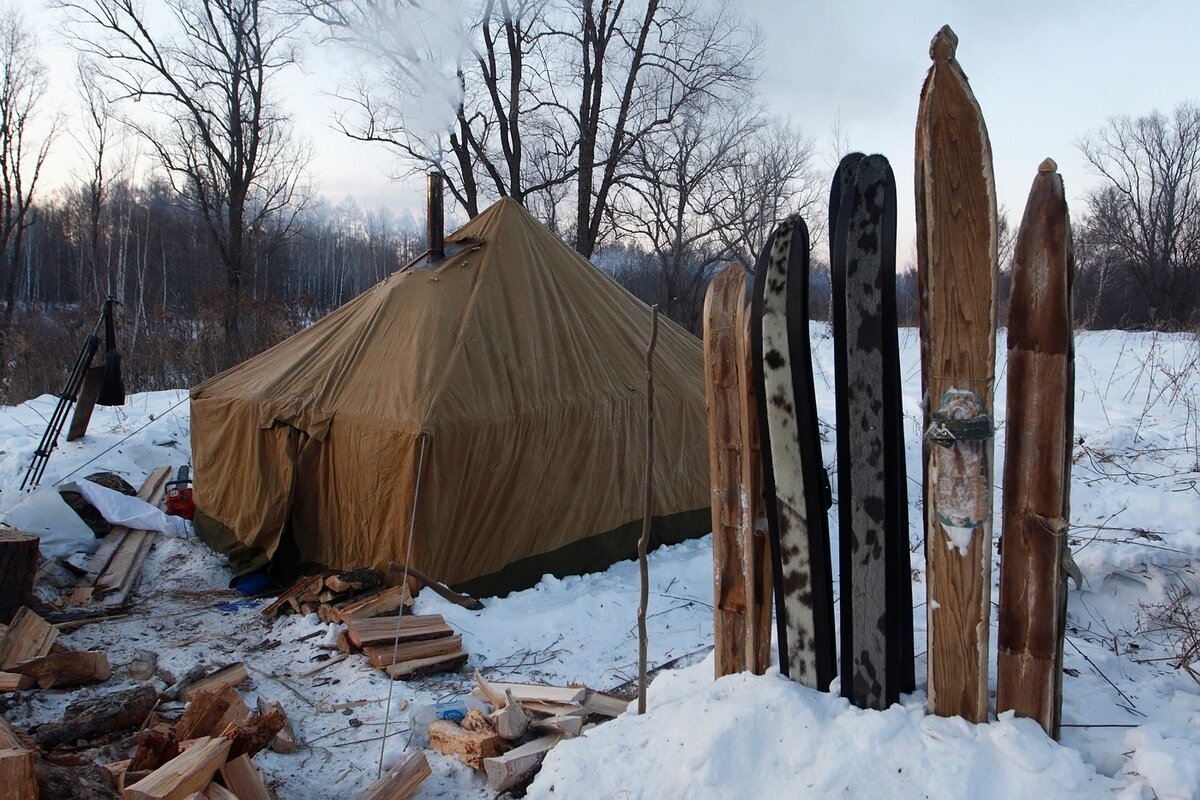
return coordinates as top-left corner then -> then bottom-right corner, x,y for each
0,531 -> 38,625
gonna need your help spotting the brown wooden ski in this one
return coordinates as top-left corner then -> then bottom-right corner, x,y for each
996,158 -> 1075,738
915,24 -> 998,723
704,262 -> 753,677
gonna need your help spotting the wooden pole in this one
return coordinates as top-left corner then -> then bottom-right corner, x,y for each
637,306 -> 659,714
704,265 -> 750,677
915,25 -> 998,723
996,158 -> 1075,738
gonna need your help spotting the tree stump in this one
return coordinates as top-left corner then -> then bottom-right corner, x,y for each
0,531 -> 38,625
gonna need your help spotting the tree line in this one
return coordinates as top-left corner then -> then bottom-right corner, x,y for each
0,1 -> 1193,403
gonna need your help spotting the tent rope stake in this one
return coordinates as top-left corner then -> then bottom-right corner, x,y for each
377,429 -> 431,779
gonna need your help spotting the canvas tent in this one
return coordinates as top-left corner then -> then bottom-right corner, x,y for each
191,198 -> 711,596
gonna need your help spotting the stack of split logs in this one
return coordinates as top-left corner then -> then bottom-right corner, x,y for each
1,658 -> 295,800
262,573 -> 468,679
418,670 -> 627,793
703,23 -> 1076,741
0,606 -> 112,693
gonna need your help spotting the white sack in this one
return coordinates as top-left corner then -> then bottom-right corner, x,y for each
3,487 -> 98,558
73,478 -> 191,538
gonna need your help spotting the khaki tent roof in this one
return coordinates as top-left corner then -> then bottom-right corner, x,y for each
191,197 -> 711,595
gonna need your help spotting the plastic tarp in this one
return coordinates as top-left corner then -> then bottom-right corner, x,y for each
71,479 -> 191,538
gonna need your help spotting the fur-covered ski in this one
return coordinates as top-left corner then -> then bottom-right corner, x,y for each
751,216 -> 836,689
915,25 -> 998,723
830,153 -> 915,710
996,159 -> 1075,738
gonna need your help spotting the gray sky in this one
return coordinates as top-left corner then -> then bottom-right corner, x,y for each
33,1 -> 1200,260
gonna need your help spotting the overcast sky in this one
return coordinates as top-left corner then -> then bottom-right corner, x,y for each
31,1 -> 1200,262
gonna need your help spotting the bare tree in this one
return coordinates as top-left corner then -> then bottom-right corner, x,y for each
0,9 -> 55,334
58,0 -> 311,351
1079,102 -> 1200,326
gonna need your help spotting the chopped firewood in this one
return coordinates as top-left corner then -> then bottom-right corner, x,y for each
35,683 -> 158,749
357,750 -> 430,800
482,733 -> 562,792
0,671 -> 34,691
255,697 -> 296,754
215,691 -> 251,732
364,635 -> 462,668
325,569 -> 379,594
334,631 -> 353,654
11,650 -> 111,689
37,761 -> 120,799
219,709 -> 285,761
204,782 -> 238,800
582,689 -> 629,718
179,663 -> 248,702
473,670 -> 505,707
490,690 -> 529,740
0,716 -> 37,800
478,681 -> 586,706
427,719 -> 507,770
164,665 -> 207,701
338,586 -> 409,623
0,530 -> 38,626
298,601 -> 320,616
128,650 -> 158,681
103,760 -> 131,789
384,650 -> 468,680
520,701 -> 588,718
176,687 -> 245,741
531,714 -> 584,738
129,725 -> 179,773
260,576 -> 315,619
317,590 -> 336,603
216,755 -> 270,800
344,615 -> 452,649
0,607 -> 57,669
123,736 -> 231,800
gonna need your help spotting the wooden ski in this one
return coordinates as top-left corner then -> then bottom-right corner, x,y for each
996,158 -> 1075,738
915,25 -> 998,723
704,263 -> 754,677
830,153 -> 915,709
751,216 -> 837,689
738,289 -> 773,675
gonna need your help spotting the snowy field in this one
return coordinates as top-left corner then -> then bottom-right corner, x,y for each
1,327 -> 1199,799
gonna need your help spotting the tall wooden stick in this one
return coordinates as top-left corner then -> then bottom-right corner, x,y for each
637,306 -> 659,715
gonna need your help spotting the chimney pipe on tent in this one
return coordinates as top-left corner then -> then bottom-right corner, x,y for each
427,171 -> 445,262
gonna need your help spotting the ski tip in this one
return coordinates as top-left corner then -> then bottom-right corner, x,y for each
929,25 -> 958,63
1038,157 -> 1058,174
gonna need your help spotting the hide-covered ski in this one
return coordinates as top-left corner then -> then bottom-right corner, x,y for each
829,153 -> 915,710
996,159 -> 1075,738
915,25 -> 998,723
751,216 -> 836,689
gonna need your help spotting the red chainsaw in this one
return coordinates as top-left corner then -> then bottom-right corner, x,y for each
165,465 -> 195,520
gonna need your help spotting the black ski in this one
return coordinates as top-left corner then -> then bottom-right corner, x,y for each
829,153 -> 915,709
751,215 -> 837,690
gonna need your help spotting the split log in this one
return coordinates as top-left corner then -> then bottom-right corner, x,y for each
204,783 -> 238,800
472,670 -> 504,707
163,666 -> 207,702
364,635 -> 461,668
178,664 -> 247,702
216,755 -> 270,800
427,719 -> 506,770
0,608 -> 57,669
482,733 -> 562,793
0,532 -> 38,626
0,671 -> 34,691
260,577 -> 316,619
176,687 -> 244,742
219,709 -> 285,761
129,726 -> 178,773
38,761 -> 120,799
357,750 -> 430,800
582,690 -> 628,718
11,650 -> 111,689
344,615 -> 452,649
530,714 -> 584,738
122,736 -> 230,800
255,697 -> 296,754
384,651 -> 467,680
0,716 -> 37,800
519,701 -> 588,718
103,760 -> 131,790
490,690 -> 529,740
473,681 -> 585,707
35,683 -> 158,749
337,587 -> 409,623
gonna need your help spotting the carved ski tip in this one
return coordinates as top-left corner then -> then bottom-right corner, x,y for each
930,25 -> 958,62
1038,158 -> 1058,174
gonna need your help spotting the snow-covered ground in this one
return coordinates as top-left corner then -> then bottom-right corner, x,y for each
1,328 -> 1199,799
